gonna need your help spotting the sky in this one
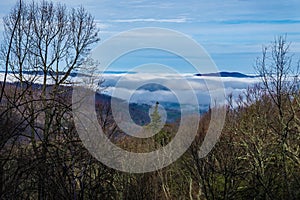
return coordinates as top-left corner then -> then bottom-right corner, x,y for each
0,0 -> 300,73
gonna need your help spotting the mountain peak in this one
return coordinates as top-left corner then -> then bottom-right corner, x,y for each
195,71 -> 257,78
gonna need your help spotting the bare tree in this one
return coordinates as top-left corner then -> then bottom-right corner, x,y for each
256,35 -> 300,199
0,0 -> 100,198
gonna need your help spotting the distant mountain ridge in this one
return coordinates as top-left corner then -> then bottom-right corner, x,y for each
0,70 -> 136,77
195,71 -> 258,78
1,70 -> 256,78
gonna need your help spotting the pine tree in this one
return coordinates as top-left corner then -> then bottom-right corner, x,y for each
149,102 -> 162,134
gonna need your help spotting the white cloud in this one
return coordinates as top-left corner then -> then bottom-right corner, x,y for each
110,18 -> 187,23
95,21 -> 111,30
98,73 -> 261,106
0,71 -> 263,109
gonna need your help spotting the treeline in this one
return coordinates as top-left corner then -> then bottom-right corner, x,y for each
0,0 -> 299,199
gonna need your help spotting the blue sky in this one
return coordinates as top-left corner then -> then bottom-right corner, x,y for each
0,0 -> 300,73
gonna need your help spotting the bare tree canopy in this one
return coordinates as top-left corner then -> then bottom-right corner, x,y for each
1,0 -> 99,87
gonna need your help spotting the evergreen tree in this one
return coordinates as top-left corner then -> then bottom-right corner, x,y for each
149,102 -> 162,134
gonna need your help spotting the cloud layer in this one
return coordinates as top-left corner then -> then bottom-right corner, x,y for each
99,73 -> 261,106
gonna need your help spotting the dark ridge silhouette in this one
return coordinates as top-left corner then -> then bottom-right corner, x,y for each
195,71 -> 259,78
0,70 -> 136,77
